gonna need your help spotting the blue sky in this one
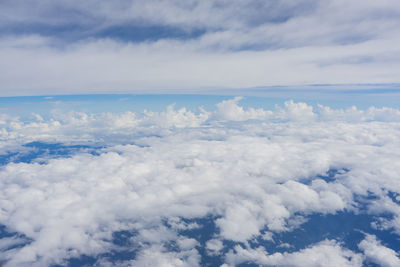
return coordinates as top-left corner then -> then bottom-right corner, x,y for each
0,0 -> 400,96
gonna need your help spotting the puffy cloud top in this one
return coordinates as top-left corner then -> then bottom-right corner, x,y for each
1,99 -> 400,266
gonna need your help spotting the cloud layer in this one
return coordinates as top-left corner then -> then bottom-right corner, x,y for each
1,0 -> 400,95
1,98 -> 400,266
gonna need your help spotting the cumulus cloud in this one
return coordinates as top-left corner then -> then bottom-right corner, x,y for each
358,234 -> 400,267
1,99 -> 400,265
225,240 -> 363,266
213,97 -> 272,121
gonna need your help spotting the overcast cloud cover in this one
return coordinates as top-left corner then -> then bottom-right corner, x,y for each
1,98 -> 400,266
1,0 -> 400,95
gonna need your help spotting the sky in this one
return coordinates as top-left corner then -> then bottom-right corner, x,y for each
1,2 -> 400,266
1,0 -> 400,96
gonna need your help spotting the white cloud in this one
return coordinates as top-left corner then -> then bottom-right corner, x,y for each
358,234 -> 400,267
1,1 -> 400,94
213,97 -> 272,121
1,35 -> 400,95
129,244 -> 201,267
225,240 -> 363,266
205,239 -> 223,255
1,99 -> 400,265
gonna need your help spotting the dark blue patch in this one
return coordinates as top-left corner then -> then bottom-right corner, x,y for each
54,230 -> 140,267
112,230 -> 138,247
0,151 -> 19,166
63,255 -> 97,267
300,168 -> 349,185
0,23 -> 206,43
316,168 -> 349,182
0,225 -> 32,257
165,216 -> 227,267
0,142 -> 103,166
387,191 -> 400,205
252,211 -> 399,255
237,263 -> 259,267
363,261 -> 382,267
96,25 -> 205,42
